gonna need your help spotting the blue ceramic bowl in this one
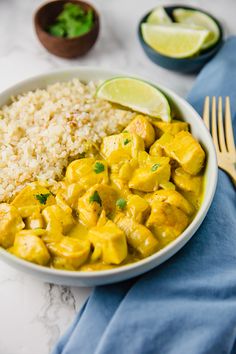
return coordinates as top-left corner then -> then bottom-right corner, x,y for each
138,5 -> 223,73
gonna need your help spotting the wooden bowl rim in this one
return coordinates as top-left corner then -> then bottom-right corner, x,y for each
34,0 -> 100,42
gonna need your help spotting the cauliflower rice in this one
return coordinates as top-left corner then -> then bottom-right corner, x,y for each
0,79 -> 135,202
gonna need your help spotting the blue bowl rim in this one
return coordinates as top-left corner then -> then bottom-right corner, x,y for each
138,4 -> 224,62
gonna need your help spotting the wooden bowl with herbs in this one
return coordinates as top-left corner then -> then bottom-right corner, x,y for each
34,0 -> 100,58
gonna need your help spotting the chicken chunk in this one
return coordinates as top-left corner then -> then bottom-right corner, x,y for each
152,119 -> 188,137
137,151 -> 156,165
118,159 -> 138,182
11,183 -> 55,218
159,181 -> 176,190
78,193 -> 101,228
126,195 -> 150,223
48,237 -> 90,270
66,158 -> 94,183
129,156 -> 171,192
89,220 -> 127,264
125,115 -> 155,147
42,205 -> 63,243
146,201 -> 189,246
149,143 -> 164,157
78,184 -> 118,227
100,132 -> 145,164
145,189 -> 194,215
110,174 -> 131,198
172,168 -> 203,209
42,204 -> 74,243
172,168 -> 202,194
0,204 -> 25,248
11,230 -> 50,266
57,182 -> 85,209
55,194 -> 72,214
149,133 -> 173,157
157,131 -> 205,175
114,213 -> 159,257
25,209 -> 44,229
106,151 -> 133,170
66,158 -> 108,189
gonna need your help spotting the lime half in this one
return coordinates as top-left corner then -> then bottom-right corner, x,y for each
141,23 -> 209,58
96,77 -> 171,122
173,8 -> 220,49
147,7 -> 172,24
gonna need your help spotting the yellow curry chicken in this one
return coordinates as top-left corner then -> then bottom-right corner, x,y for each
0,115 -> 205,271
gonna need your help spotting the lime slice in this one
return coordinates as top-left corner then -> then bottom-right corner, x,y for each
96,77 -> 171,122
147,7 -> 172,24
173,9 -> 220,49
141,23 -> 209,58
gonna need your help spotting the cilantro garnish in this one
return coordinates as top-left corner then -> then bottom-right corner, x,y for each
93,162 -> 105,174
89,191 -> 102,206
48,3 -> 94,39
49,24 -> 65,37
35,193 -> 51,205
124,138 -> 130,145
151,163 -> 161,172
116,198 -> 127,210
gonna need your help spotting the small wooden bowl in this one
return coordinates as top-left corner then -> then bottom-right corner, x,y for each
34,0 -> 100,59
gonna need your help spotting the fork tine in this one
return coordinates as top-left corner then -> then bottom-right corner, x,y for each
211,96 -> 219,152
203,96 -> 210,129
225,97 -> 236,153
217,97 -> 227,152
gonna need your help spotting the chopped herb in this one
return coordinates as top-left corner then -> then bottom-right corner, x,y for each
123,130 -> 128,133
151,163 -> 161,172
35,193 -> 51,205
124,138 -> 130,145
48,3 -> 94,39
116,198 -> 127,210
58,2 -> 84,20
93,162 -> 105,174
89,191 -> 102,206
49,23 -> 65,37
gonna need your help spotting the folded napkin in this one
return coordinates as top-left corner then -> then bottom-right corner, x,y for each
53,37 -> 236,354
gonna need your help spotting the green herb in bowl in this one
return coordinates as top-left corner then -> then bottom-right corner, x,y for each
48,3 -> 94,38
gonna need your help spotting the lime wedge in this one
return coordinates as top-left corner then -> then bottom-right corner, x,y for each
141,23 -> 209,58
173,9 -> 220,49
96,77 -> 171,122
147,7 -> 172,24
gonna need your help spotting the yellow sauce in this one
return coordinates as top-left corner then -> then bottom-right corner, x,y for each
0,114 -> 206,271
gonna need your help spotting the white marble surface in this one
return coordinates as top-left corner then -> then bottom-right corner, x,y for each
0,1 -> 235,353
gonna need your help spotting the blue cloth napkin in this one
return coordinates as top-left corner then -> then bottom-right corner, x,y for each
53,37 -> 236,354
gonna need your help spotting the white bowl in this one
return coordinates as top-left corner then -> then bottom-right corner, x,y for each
0,67 -> 217,286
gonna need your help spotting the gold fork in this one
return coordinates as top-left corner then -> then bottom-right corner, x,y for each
203,96 -> 236,186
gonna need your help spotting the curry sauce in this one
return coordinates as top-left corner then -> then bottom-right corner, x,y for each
0,114 -> 205,271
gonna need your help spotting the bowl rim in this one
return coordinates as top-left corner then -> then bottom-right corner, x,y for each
138,4 -> 224,61
0,67 -> 218,279
34,0 -> 100,42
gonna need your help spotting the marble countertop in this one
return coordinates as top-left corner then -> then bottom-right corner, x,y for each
0,1 -> 234,353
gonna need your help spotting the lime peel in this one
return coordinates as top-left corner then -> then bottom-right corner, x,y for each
142,23 -> 209,58
147,7 -> 172,25
96,77 -> 171,122
173,8 -> 220,50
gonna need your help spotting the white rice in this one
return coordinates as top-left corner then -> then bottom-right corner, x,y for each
0,79 -> 135,202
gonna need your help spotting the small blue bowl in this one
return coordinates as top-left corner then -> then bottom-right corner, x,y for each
138,5 -> 223,74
